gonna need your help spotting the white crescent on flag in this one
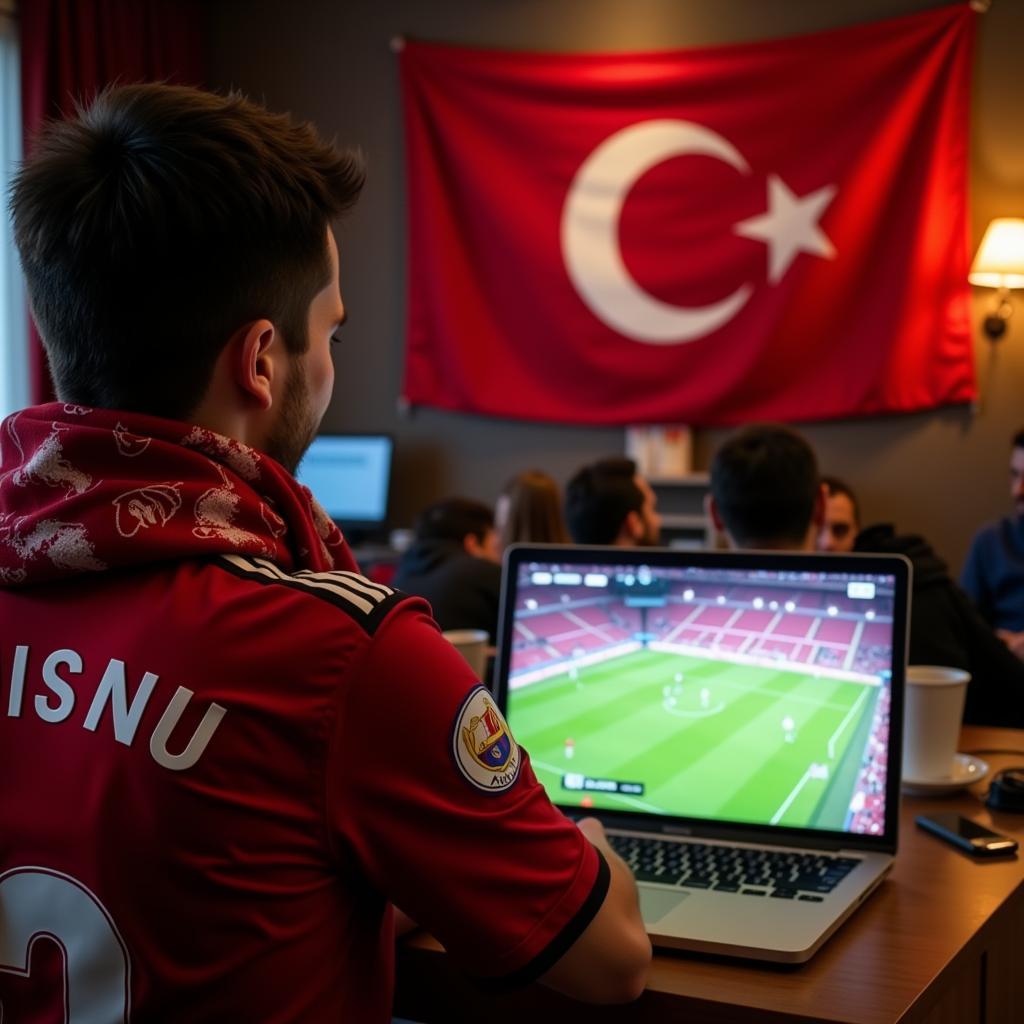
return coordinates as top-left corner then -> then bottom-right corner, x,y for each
560,119 -> 754,345
561,119 -> 838,345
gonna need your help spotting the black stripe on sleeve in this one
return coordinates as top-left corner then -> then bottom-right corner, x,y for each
213,555 -> 406,635
473,847 -> 612,992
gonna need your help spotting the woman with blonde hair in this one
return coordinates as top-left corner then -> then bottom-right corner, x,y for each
495,469 -> 571,549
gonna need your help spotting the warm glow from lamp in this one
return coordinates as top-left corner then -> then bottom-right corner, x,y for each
969,218 -> 1024,288
969,218 -> 1024,340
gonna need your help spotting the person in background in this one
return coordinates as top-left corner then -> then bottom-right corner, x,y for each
818,476 -> 860,553
392,497 -> 503,642
709,425 -> 1024,728
707,425 -> 823,550
1,84 -> 649,1021
565,456 -> 661,547
495,469 -> 571,550
960,427 -> 1024,658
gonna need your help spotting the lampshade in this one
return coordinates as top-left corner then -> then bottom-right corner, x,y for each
969,218 -> 1024,289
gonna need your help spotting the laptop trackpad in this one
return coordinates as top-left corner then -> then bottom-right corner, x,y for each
639,886 -> 689,925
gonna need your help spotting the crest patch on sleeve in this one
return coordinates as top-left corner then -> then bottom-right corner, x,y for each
451,686 -> 521,793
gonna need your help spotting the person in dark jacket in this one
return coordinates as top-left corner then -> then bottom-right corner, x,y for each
708,423 -> 1024,728
392,497 -> 502,642
855,523 -> 1024,728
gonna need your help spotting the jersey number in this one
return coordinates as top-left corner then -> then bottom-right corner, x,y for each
0,866 -> 131,1022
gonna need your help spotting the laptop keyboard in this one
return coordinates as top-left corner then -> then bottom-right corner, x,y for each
607,833 -> 859,902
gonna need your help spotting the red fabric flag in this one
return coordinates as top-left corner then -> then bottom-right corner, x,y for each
399,5 -> 975,426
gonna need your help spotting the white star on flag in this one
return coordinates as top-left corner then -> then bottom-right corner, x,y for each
735,175 -> 838,284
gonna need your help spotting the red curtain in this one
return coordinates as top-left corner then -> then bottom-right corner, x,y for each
19,0 -> 204,404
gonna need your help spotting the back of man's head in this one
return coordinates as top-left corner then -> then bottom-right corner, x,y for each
565,457 -> 642,545
415,498 -> 495,548
11,83 -> 364,421
710,425 -> 820,549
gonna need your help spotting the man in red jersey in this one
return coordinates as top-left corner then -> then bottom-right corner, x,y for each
0,84 -> 649,1021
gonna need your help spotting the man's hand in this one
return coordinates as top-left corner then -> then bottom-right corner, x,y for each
393,907 -> 418,937
577,816 -> 629,871
996,629 -> 1024,659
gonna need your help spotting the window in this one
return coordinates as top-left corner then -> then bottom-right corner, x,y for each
0,0 -> 29,418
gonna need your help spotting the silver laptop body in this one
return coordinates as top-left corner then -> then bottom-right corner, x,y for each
495,546 -> 910,963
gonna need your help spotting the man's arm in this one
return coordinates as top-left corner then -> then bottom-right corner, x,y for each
334,605 -> 651,999
539,817 -> 651,1003
959,533 -> 993,624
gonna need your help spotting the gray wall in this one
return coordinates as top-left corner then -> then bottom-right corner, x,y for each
205,0 -> 1024,571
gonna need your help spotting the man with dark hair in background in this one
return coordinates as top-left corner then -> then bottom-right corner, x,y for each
708,425 -> 823,550
565,456 -> 662,547
818,476 -> 860,553
392,497 -> 503,641
709,425 -> 1024,728
960,427 -> 1024,658
0,84 -> 649,1020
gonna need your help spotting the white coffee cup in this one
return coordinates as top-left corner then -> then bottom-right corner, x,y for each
901,665 -> 970,781
441,628 -> 489,681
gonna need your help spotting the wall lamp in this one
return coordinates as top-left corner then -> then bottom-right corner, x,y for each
969,218 -> 1024,341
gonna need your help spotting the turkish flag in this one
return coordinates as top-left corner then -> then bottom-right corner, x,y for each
399,5 -> 975,426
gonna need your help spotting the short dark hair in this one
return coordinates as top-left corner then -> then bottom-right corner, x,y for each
565,457 -> 642,545
821,475 -> 860,525
1013,427 -> 1024,450
710,425 -> 819,547
11,83 -> 364,419
415,498 -> 494,545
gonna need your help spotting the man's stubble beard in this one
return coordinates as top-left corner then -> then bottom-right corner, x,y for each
264,357 -> 320,474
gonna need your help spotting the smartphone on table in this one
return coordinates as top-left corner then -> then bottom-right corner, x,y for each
915,813 -> 1018,857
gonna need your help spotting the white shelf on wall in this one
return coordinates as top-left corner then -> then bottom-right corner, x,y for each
647,472 -> 709,487
647,474 -> 717,549
661,513 -> 708,530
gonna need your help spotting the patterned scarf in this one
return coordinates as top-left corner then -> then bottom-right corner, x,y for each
0,403 -> 358,586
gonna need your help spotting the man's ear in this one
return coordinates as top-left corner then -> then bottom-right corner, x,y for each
706,493 -> 725,533
812,483 -> 828,529
463,533 -> 482,557
230,319 -> 278,410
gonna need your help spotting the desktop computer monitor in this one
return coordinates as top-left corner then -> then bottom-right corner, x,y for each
295,434 -> 393,542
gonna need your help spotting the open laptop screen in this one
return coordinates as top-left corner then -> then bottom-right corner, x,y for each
497,547 -> 909,848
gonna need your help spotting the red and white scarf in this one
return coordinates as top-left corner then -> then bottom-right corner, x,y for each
0,403 -> 358,586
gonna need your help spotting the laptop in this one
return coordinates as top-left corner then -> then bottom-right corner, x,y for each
494,545 -> 911,963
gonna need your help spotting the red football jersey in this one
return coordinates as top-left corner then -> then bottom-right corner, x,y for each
0,555 -> 605,1021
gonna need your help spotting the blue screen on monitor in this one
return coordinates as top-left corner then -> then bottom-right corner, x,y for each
295,434 -> 392,526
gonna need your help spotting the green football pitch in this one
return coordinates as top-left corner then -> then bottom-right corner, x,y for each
507,647 -> 880,830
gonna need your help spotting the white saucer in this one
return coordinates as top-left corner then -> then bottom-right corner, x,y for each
902,753 -> 990,796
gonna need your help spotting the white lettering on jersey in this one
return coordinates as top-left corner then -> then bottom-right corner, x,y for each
36,648 -> 83,723
82,660 -> 159,746
149,686 -> 227,771
2,646 -> 227,772
6,644 -> 28,717
0,866 -> 131,1022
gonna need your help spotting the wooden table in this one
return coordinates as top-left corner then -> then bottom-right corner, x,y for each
394,726 -> 1024,1023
